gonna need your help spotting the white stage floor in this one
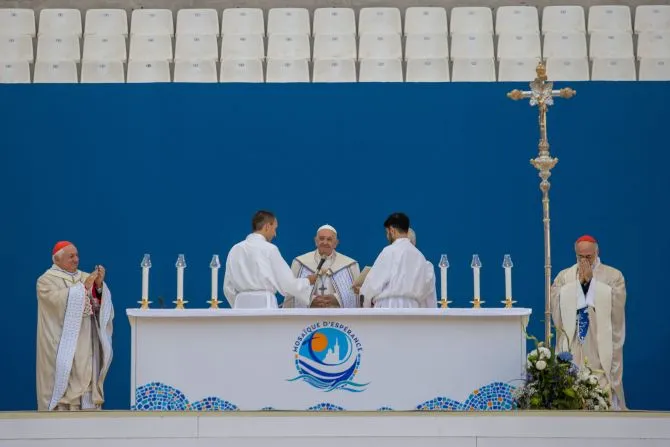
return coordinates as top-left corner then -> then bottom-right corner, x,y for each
2,411 -> 670,447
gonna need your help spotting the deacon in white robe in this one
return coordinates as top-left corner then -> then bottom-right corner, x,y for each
223,210 -> 317,309
36,241 -> 114,411
283,224 -> 361,308
361,213 -> 437,308
551,235 -> 627,410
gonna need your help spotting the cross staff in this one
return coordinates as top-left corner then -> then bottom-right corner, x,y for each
507,61 -> 576,346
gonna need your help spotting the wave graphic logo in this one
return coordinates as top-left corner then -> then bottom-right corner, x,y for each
288,323 -> 368,392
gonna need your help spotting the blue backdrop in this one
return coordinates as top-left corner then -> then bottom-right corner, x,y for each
0,82 -> 668,411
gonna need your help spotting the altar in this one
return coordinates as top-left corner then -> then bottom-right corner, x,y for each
127,307 -> 531,411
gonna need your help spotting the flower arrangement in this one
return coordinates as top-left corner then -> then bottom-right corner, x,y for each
514,335 -> 611,410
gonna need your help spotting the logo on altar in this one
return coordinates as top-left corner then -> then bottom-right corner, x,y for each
288,321 -> 368,392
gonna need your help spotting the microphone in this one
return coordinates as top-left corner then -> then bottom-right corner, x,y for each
315,257 -> 327,274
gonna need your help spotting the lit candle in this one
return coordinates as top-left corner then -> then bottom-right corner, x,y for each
503,254 -> 513,299
439,254 -> 449,300
141,254 -> 151,299
471,254 -> 482,299
210,255 -> 221,301
176,254 -> 186,300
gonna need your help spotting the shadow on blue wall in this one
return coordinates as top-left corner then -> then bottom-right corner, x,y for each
0,82 -> 667,411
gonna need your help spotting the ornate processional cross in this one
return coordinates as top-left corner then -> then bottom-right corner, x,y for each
507,62 -> 576,346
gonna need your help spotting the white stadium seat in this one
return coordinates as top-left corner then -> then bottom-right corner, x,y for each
80,60 -> 125,82
175,34 -> 219,61
450,33 -> 494,59
495,6 -> 539,35
176,9 -> 219,36
545,57 -> 590,80
38,9 -> 82,37
541,6 -> 586,34
635,5 -> 670,33
0,36 -> 34,62
496,33 -> 541,60
404,7 -> 448,36
359,34 -> 402,60
221,34 -> 265,60
127,60 -> 171,82
359,8 -> 402,35
221,8 -> 264,36
591,58 -> 636,80
498,58 -> 540,81
406,58 -> 450,82
84,9 -> 128,36
220,59 -> 263,82
267,34 -> 311,60
588,6 -> 632,34
174,60 -> 218,82
359,58 -> 403,82
450,7 -> 493,35
131,9 -> 174,36
129,35 -> 173,62
451,58 -> 496,81
313,34 -> 357,61
0,61 -> 31,83
543,32 -> 587,59
36,36 -> 81,62
34,60 -> 78,83
639,58 -> 670,80
266,59 -> 309,82
313,8 -> 356,36
267,8 -> 310,36
405,34 -> 449,60
312,59 -> 356,82
589,32 -> 634,60
637,31 -> 670,59
83,35 -> 127,62
0,9 -> 36,36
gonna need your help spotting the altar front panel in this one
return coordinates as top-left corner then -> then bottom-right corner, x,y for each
128,309 -> 531,411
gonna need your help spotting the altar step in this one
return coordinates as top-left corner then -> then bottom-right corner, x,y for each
1,411 -> 670,447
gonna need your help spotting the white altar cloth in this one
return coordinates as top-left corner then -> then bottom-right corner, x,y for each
127,308 -> 531,411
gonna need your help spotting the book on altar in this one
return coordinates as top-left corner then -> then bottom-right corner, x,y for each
352,266 -> 371,289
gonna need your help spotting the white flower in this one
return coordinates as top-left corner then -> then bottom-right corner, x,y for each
528,349 -> 538,359
535,360 -> 547,371
593,405 -> 600,411
527,360 -> 533,369
588,375 -> 598,386
538,347 -> 551,360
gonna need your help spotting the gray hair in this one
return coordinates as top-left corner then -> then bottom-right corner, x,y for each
408,228 -> 416,246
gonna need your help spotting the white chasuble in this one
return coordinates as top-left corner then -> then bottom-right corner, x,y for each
360,238 -> 437,309
284,250 -> 361,308
551,261 -> 626,409
223,233 -> 313,309
36,266 -> 114,411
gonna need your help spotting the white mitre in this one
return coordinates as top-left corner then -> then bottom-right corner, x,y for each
318,224 -> 337,234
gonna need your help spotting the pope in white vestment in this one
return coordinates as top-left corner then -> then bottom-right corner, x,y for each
361,213 -> 437,308
284,224 -> 361,308
551,235 -> 627,410
223,211 -> 316,309
36,241 -> 114,411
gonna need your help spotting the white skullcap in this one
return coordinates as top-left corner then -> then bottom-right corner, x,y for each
317,224 -> 337,235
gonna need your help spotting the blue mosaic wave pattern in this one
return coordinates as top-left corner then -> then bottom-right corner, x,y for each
132,381 -> 515,411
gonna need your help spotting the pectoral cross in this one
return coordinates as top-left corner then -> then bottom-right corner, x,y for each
318,278 -> 328,295
507,61 -> 576,346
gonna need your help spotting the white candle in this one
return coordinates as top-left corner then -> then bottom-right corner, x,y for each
440,266 -> 447,299
474,267 -> 480,299
211,268 -> 218,300
505,267 -> 512,299
177,267 -> 184,300
142,267 -> 149,299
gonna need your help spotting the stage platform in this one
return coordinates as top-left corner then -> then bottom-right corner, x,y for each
1,410 -> 670,447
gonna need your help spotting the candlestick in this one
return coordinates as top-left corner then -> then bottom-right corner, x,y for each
501,254 -> 517,308
174,254 -> 188,309
138,254 -> 152,309
438,254 -> 452,308
470,254 -> 484,308
208,254 -> 221,309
